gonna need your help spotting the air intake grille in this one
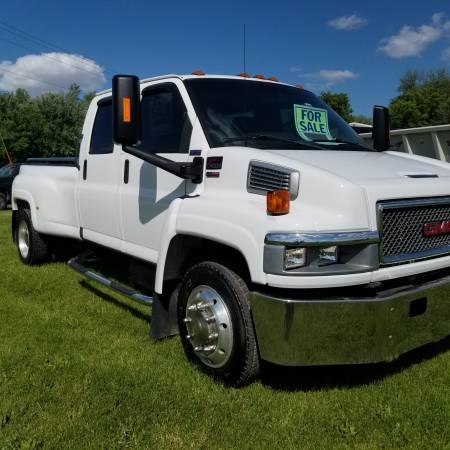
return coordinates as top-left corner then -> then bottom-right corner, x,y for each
379,198 -> 450,265
248,163 -> 291,193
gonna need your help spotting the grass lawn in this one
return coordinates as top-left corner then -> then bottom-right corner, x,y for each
1,210 -> 450,449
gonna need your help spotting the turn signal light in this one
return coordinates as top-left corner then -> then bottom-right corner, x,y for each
122,96 -> 131,123
267,190 -> 290,215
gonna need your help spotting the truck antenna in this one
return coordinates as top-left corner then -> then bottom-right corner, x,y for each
243,24 -> 246,73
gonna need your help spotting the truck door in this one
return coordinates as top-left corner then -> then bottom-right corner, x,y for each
119,81 -> 191,262
77,97 -> 123,250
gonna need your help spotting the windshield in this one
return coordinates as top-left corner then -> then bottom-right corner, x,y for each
184,78 -> 371,151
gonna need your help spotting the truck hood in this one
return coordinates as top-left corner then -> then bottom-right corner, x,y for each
263,149 -> 450,230
266,149 -> 450,182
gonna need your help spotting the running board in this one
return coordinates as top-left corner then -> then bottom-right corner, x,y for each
68,253 -> 153,306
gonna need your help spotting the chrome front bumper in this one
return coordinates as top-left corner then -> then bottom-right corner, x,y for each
249,273 -> 450,366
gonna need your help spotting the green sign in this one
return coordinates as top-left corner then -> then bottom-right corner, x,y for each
294,104 -> 332,141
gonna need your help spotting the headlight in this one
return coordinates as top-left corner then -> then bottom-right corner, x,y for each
284,247 -> 306,269
319,246 -> 339,265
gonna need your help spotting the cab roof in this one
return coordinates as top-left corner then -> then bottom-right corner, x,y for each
96,74 -> 296,96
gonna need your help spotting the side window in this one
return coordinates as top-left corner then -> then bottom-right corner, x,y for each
139,85 -> 191,154
89,100 -> 113,154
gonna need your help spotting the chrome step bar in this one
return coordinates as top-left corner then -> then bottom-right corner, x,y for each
68,252 -> 153,306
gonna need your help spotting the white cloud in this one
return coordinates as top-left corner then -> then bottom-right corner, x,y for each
378,13 -> 450,58
316,69 -> 359,83
297,69 -> 359,90
328,14 -> 367,31
0,52 -> 106,95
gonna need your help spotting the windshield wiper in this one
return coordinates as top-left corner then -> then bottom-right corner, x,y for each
222,134 -> 324,150
311,138 -> 371,151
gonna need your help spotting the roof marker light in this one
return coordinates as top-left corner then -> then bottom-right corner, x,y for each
192,70 -> 205,76
238,72 -> 250,78
267,76 -> 279,82
253,74 -> 265,79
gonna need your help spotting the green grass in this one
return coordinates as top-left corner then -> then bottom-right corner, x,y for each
1,210 -> 450,450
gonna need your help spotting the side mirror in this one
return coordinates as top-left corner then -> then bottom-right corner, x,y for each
372,105 -> 390,151
112,75 -> 140,145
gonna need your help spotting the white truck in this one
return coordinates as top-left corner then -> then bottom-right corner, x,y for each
11,73 -> 450,386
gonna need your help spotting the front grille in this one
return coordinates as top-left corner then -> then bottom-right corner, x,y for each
379,197 -> 450,265
247,163 -> 291,193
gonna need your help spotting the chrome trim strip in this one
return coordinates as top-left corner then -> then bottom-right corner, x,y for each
378,196 -> 450,210
264,231 -> 380,247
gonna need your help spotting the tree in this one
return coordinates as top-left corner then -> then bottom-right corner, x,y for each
390,68 -> 450,129
398,69 -> 421,94
320,91 -> 353,122
0,85 -> 95,163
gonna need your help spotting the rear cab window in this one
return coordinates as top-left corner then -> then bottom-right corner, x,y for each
90,99 -> 113,154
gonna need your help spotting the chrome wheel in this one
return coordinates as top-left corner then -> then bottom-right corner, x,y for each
18,220 -> 30,259
184,285 -> 233,369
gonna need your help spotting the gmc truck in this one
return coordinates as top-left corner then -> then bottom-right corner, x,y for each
11,73 -> 450,386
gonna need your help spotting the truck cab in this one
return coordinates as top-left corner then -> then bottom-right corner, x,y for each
11,73 -> 450,386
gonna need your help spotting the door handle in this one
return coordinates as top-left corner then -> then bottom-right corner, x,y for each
83,160 -> 87,180
124,159 -> 129,184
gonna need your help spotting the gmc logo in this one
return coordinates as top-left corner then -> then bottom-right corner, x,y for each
423,221 -> 450,237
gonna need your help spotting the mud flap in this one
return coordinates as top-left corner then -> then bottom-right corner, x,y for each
150,285 -> 180,341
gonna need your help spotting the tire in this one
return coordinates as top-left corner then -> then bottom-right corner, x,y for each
15,209 -> 49,265
177,261 -> 260,387
0,193 -> 7,210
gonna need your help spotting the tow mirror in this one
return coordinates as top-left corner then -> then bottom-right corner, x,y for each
112,75 -> 140,145
372,105 -> 390,151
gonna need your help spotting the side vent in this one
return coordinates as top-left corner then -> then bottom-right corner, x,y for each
247,161 -> 299,200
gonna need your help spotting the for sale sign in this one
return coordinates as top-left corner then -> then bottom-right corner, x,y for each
294,104 -> 332,141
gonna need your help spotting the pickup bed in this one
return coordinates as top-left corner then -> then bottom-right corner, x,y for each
11,73 -> 450,386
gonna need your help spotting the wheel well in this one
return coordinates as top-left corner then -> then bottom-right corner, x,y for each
164,235 -> 251,284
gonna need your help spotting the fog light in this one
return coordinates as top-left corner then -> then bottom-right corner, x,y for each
319,246 -> 338,265
284,247 -> 306,270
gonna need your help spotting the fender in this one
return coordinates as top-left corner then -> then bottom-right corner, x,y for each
11,188 -> 39,229
154,198 -> 265,294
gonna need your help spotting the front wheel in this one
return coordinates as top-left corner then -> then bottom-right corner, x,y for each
177,261 -> 260,386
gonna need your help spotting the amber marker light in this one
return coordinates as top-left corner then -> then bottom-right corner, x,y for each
192,70 -> 205,76
253,74 -> 265,79
122,96 -> 131,123
267,190 -> 290,215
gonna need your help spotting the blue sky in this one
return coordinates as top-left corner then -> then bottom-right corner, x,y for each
1,0 -> 449,115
